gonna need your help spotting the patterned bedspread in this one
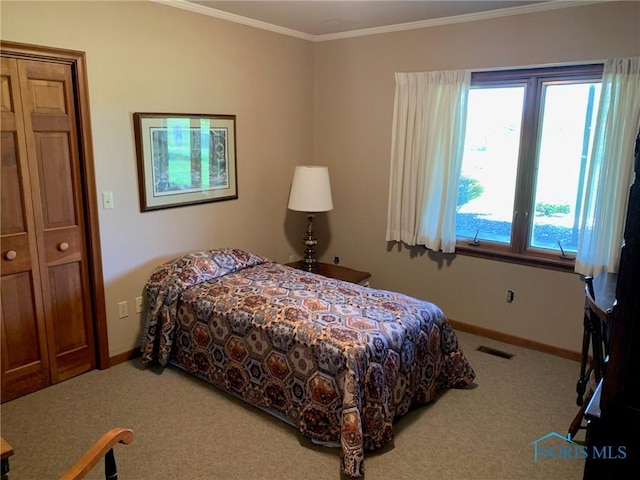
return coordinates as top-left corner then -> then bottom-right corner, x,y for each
141,248 -> 475,477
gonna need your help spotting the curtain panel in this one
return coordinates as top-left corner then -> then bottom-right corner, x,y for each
386,70 -> 470,253
576,57 -> 640,276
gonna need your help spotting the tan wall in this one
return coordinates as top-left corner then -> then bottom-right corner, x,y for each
3,0 -> 639,358
314,1 -> 640,353
1,1 -> 315,356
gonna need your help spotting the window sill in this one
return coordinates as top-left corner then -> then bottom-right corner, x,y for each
455,243 -> 577,273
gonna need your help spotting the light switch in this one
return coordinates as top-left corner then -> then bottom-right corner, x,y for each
102,191 -> 114,209
118,301 -> 128,318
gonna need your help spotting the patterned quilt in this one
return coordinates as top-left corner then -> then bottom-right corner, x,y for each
141,248 -> 475,477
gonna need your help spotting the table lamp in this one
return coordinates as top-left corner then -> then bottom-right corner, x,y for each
287,165 -> 333,272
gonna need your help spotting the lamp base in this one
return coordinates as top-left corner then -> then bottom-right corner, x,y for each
302,214 -> 318,272
301,258 -> 318,272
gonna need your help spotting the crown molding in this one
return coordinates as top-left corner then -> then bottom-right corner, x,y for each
315,1 -> 610,42
150,0 -> 316,41
151,0 -> 611,43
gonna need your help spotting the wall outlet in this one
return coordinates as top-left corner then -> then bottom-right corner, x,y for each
288,255 -> 296,263
118,300 -> 128,318
505,290 -> 515,303
135,296 -> 143,314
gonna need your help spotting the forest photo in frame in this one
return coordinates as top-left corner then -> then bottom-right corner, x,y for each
134,113 -> 237,211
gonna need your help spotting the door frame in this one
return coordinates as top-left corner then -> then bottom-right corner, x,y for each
1,40 -> 110,369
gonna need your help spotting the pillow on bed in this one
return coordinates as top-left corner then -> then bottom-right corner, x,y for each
141,248 -> 273,366
148,247 -> 272,288
191,247 -> 272,277
209,247 -> 273,273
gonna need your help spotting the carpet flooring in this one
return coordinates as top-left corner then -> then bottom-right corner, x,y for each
0,331 -> 586,479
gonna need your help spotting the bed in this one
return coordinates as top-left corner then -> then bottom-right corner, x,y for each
140,248 -> 475,477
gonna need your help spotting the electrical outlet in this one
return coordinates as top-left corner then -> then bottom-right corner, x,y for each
118,300 -> 128,318
288,255 -> 296,263
135,296 -> 143,314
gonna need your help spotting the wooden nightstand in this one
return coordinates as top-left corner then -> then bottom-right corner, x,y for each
286,261 -> 371,285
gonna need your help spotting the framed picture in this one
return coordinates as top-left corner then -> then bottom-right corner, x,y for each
133,112 -> 238,211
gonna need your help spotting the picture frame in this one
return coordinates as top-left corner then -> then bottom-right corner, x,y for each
133,112 -> 238,211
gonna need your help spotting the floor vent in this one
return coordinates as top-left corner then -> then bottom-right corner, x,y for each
476,345 -> 514,359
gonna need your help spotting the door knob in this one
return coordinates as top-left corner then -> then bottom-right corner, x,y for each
58,242 -> 70,252
5,250 -> 17,260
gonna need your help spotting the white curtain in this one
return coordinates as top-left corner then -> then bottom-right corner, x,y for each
386,70 -> 470,253
575,57 -> 640,277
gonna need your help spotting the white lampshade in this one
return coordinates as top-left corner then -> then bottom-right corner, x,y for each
287,166 -> 333,213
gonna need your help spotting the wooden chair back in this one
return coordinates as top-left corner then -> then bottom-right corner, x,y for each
60,428 -> 134,480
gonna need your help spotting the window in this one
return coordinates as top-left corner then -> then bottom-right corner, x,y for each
455,65 -> 603,270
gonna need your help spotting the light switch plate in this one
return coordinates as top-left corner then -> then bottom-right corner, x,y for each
118,301 -> 128,318
102,191 -> 114,209
135,296 -> 143,314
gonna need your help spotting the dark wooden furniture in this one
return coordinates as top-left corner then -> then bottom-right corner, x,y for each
583,130 -> 640,478
585,275 -> 616,369
286,261 -> 371,285
1,437 -> 13,480
568,273 -> 616,439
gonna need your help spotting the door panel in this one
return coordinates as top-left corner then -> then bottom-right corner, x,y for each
29,79 -> 67,114
17,58 -> 96,383
0,73 -> 14,113
35,132 -> 76,228
1,49 -> 99,402
44,227 -> 82,266
50,263 -> 86,352
0,273 -> 50,396
0,234 -> 32,276
0,57 -> 51,402
1,133 -> 26,235
1,272 -> 45,370
49,262 -> 92,382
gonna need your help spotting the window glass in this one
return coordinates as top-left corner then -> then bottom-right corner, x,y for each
456,87 -> 524,244
530,82 -> 601,253
454,64 -> 603,269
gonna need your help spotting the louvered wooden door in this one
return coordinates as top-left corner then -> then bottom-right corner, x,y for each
1,55 -> 96,402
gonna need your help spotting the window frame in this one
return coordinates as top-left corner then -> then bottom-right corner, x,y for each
455,64 -> 604,272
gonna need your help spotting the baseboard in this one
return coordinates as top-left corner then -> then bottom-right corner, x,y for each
109,348 -> 142,366
448,319 -> 581,362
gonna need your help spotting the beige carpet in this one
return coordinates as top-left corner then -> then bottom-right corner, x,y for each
0,331 -> 586,480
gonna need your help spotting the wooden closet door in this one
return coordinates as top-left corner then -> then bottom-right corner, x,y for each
1,57 -> 51,400
18,59 -> 96,383
1,56 -> 96,402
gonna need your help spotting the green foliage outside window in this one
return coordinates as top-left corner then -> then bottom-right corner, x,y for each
535,202 -> 570,216
457,176 -> 484,211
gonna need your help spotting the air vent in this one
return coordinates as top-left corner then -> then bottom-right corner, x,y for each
476,345 -> 514,359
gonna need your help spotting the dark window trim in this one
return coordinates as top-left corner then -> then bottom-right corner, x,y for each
455,63 -> 604,272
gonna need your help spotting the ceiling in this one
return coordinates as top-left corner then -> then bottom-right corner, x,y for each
158,0 -> 593,40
